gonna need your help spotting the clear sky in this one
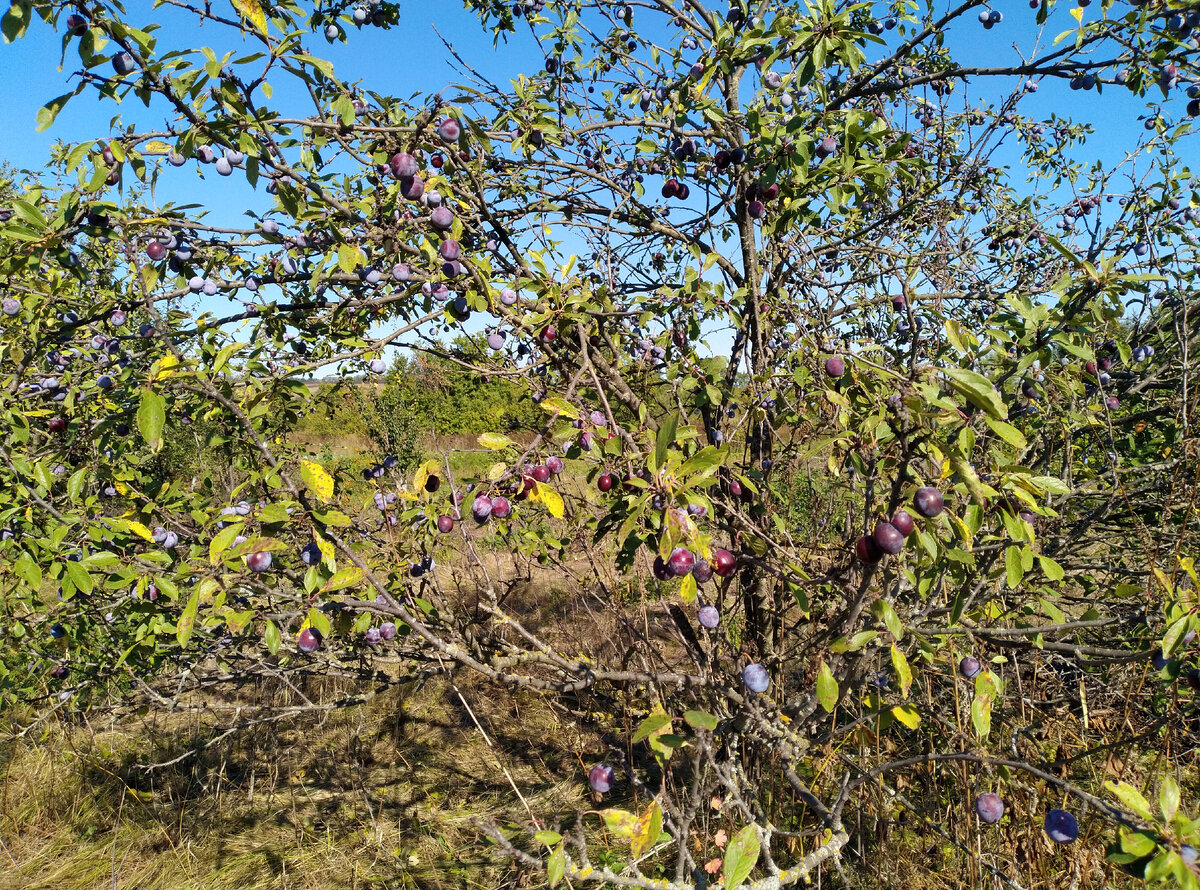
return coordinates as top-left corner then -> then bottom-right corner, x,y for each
1,2 -> 1188,199
0,2 -> 1192,369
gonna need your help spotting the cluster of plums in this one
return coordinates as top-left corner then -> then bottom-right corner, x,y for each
974,793 -> 1080,844
855,487 -> 944,563
651,546 -> 737,583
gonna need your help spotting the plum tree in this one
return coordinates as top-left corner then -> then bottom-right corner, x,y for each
1,0 -> 1198,886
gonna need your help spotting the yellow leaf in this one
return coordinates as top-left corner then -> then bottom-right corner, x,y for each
533,481 -> 564,518
487,462 -> 507,481
630,800 -> 663,858
142,140 -> 172,155
478,432 -> 513,450
153,354 -> 181,380
891,704 -> 920,729
680,573 -> 697,604
300,460 -> 334,501
231,0 -> 268,34
117,518 -> 154,541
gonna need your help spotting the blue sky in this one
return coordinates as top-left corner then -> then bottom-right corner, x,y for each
0,2 -> 1192,369
1,2 -> 1186,199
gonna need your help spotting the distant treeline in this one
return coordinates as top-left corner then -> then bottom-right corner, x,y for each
295,348 -> 542,467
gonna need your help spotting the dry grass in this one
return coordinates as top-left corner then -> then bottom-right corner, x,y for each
0,672 -> 592,890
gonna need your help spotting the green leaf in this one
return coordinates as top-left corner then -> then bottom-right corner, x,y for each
1039,555 -> 1064,582
723,825 -> 760,890
264,618 -> 281,655
971,692 -> 992,738
891,644 -> 913,698
534,831 -> 562,846
209,522 -> 244,565
322,566 -> 365,592
630,800 -> 663,857
684,710 -> 718,731
65,560 -> 93,595
14,554 -> 42,589
1160,775 -> 1180,823
599,808 -> 638,836
547,842 -> 566,888
1105,780 -> 1155,822
67,467 -> 87,501
1005,545 -> 1024,588
137,390 -> 166,454
337,242 -> 365,273
816,661 -> 838,713
945,367 -> 1007,420
177,584 -> 200,648
231,0 -> 268,34
538,396 -> 578,418
632,712 -> 672,743
35,93 -> 74,133
985,417 -> 1027,450
872,599 -> 903,641
679,572 -> 697,603
891,704 -> 921,729
654,411 -> 679,473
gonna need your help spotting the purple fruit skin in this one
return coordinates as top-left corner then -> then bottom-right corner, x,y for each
668,547 -> 695,577
491,496 -> 512,518
855,535 -> 882,563
1044,808 -> 1078,844
913,486 -> 944,517
692,558 -> 713,583
711,548 -> 737,577
743,663 -> 770,693
588,763 -> 614,793
298,628 -> 322,652
825,356 -> 845,377
698,605 -> 720,629
652,555 -> 674,581
891,510 -> 915,537
872,520 -> 905,555
472,495 -> 493,520
959,656 -> 981,679
246,551 -> 273,572
437,514 -> 455,533
380,622 -> 397,640
975,792 -> 1004,824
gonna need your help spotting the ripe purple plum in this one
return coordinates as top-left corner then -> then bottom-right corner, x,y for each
472,495 -> 493,521
743,663 -> 770,693
588,763 -> 614,793
959,656 -> 981,679
891,510 -> 915,537
872,520 -> 905,555
297,627 -> 322,653
975,792 -> 1004,824
1043,808 -> 1078,844
668,547 -> 695,576
246,551 -> 273,572
698,604 -> 719,628
825,356 -> 846,377
711,548 -> 737,577
913,486 -> 945,517
855,535 -> 883,564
